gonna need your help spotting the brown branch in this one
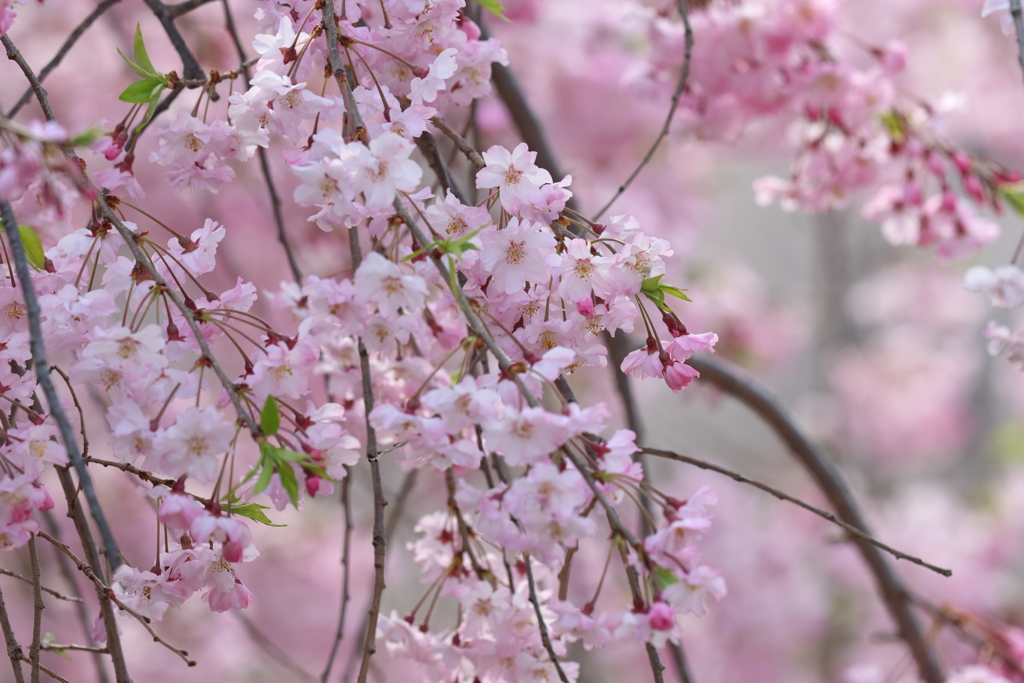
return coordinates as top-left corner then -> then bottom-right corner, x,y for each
415,130 -> 469,204
0,569 -> 83,603
430,116 -> 485,170
340,470 -> 418,683
17,656 -> 66,683
0,581 -> 26,683
320,468 -> 354,683
36,531 -> 197,667
41,643 -> 109,654
4,198 -> 123,578
1010,0 -> 1024,90
233,612 -> 317,682
85,457 -> 176,488
140,0 -> 204,80
166,0 -> 217,19
641,447 -> 951,577
28,538 -> 43,683
7,0 -> 123,118
686,354 -> 943,683
219,0 -> 303,284
53,469 -> 131,682
592,0 -> 693,221
39,510 -> 112,683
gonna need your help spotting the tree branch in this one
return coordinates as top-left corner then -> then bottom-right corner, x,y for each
1,201 -> 123,578
685,354 -> 943,683
0,580 -> 26,683
1010,0 -> 1024,90
640,447 -> 951,576
592,0 -> 693,220
28,538 -> 43,683
0,569 -> 82,603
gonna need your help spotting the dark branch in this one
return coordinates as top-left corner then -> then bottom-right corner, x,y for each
686,354 -> 944,683
592,0 -> 693,220
641,447 -> 951,576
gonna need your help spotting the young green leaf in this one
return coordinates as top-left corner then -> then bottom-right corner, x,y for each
276,460 -> 300,507
660,284 -> 692,302
138,86 -> 166,127
652,566 -> 679,587
261,396 -> 281,436
252,446 -> 276,496
999,183 -> 1024,217
229,502 -> 286,527
641,275 -> 664,295
119,78 -> 164,103
133,23 -> 157,75
469,0 -> 509,21
117,47 -> 157,80
2,225 -> 47,270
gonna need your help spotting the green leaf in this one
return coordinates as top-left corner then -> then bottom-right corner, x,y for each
117,47 -> 157,80
652,566 -> 679,587
252,456 -> 275,496
989,421 -> 1024,464
643,288 -> 667,312
878,110 -> 904,143
261,396 -> 281,436
133,23 -> 157,76
229,502 -> 286,527
139,85 -> 166,127
469,0 -> 509,21
2,224 -> 47,270
119,78 -> 165,103
42,633 -> 71,660
436,228 -> 483,259
69,127 -> 102,147
16,225 -> 46,270
999,183 -> 1024,217
660,284 -> 692,302
641,275 -> 664,295
276,448 -> 309,462
277,460 -> 300,507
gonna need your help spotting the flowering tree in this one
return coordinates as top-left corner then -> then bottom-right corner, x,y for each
3,0 -> 1024,681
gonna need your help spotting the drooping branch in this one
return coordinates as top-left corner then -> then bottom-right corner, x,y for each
0,201 -> 124,576
0,580 -> 26,683
220,0 -> 303,284
685,354 -> 944,683
640,447 -> 951,576
28,538 -> 43,683
592,0 -> 693,221
140,0 -> 204,80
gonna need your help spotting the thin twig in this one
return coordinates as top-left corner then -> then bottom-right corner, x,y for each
0,580 -> 26,683
41,644 -> 109,654
686,354 -> 944,683
592,0 -> 693,220
0,569 -> 83,603
36,531 -> 197,667
430,117 -> 485,170
140,0 -> 204,80
52,469 -> 130,682
641,448 -> 951,577
28,537 -> 43,683
340,470 -> 418,683
321,469 -> 353,683
1,202 -> 123,577
166,0 -> 218,19
233,612 -> 317,682
523,556 -> 572,683
219,0 -> 303,283
321,5 -> 388,681
85,457 -> 176,488
7,0 -> 124,118
1010,0 -> 1024,90
17,656 -> 66,683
